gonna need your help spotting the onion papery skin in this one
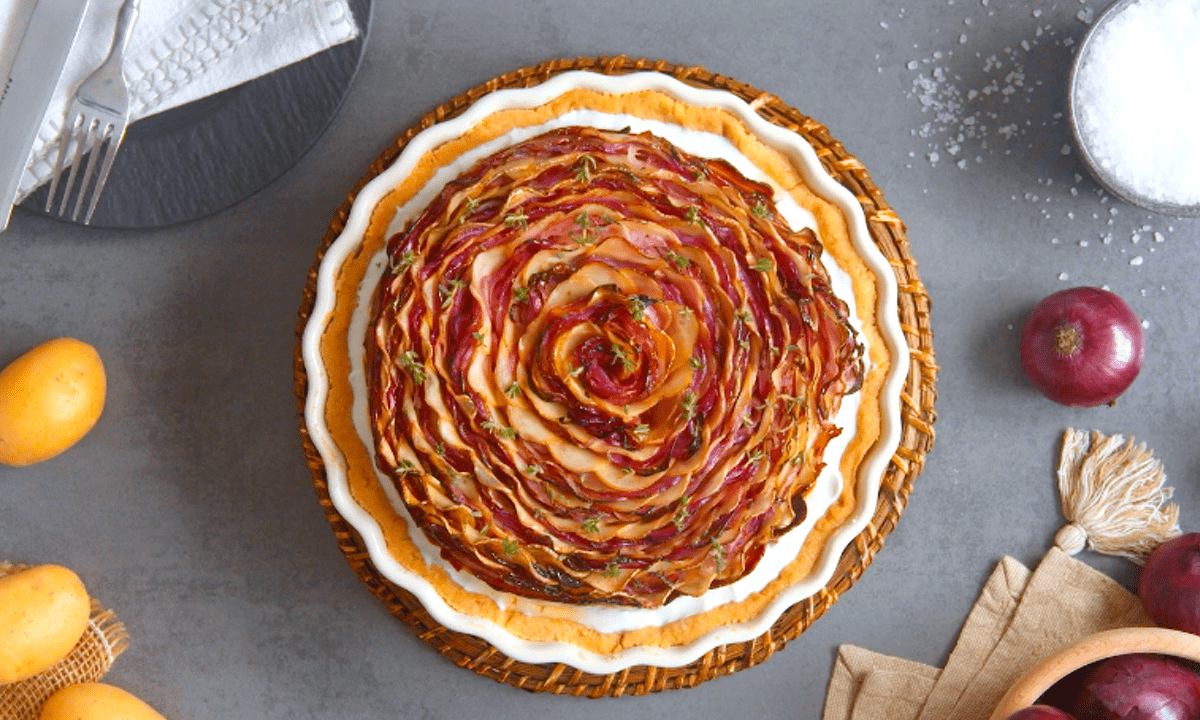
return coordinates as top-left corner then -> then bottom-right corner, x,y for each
1140,534 -> 1200,635
1019,287 -> 1144,407
366,126 -> 864,608
1072,654 -> 1200,720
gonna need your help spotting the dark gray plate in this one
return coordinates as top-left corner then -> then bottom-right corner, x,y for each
20,0 -> 370,229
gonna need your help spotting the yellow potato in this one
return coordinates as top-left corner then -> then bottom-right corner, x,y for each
0,564 -> 91,684
39,683 -> 168,720
0,337 -> 106,467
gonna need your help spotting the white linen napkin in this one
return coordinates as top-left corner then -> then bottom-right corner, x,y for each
0,0 -> 359,203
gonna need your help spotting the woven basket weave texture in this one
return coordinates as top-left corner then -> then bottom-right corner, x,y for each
292,55 -> 938,697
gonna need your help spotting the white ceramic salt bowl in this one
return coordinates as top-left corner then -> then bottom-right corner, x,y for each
1067,0 -> 1200,218
988,626 -> 1200,720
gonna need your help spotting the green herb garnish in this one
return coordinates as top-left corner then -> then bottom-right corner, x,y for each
611,344 -> 636,371
390,249 -> 418,272
458,196 -> 479,224
681,390 -> 697,420
439,278 -> 468,309
575,156 -> 597,183
665,250 -> 691,271
627,295 -> 655,322
711,538 -> 726,570
398,351 -> 426,385
672,495 -> 691,531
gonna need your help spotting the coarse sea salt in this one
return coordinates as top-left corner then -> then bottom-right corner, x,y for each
1073,0 -> 1200,206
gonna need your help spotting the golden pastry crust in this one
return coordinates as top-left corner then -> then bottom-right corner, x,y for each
317,87 -> 889,653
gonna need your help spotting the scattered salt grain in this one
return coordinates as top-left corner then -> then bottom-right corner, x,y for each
881,21 -> 890,28
907,60 -> 919,70
1142,320 -> 1151,330
1073,0 -> 1200,205
1058,272 -> 1070,281
1130,256 -> 1144,266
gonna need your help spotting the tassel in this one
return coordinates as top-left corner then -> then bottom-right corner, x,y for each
1053,428 -> 1180,564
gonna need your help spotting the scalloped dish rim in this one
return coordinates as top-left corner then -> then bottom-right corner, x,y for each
301,70 -> 910,673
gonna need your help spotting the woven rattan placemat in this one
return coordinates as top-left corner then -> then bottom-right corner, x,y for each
292,56 -> 938,697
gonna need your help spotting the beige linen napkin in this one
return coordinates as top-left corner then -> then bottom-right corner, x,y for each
823,549 -> 1154,720
0,0 -> 360,201
824,428 -> 1178,720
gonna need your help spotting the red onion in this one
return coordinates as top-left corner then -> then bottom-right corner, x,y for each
1072,654 -> 1200,720
1005,705 -> 1080,720
1140,534 -> 1200,634
1019,287 -> 1144,407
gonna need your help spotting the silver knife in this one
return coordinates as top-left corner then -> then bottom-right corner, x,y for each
0,0 -> 93,232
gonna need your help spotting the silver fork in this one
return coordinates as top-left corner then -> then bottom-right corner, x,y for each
45,0 -> 141,224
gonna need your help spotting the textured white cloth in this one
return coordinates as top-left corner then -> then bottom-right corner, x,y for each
0,0 -> 359,201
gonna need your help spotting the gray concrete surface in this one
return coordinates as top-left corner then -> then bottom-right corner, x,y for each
4,1 -> 1199,718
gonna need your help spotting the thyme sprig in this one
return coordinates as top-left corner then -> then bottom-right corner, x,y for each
398,351 -> 426,384
575,155 -> 597,183
710,538 -> 727,570
672,495 -> 691,531
611,344 -> 636,372
390,249 -> 418,273
681,390 -> 697,420
439,278 -> 468,309
665,250 -> 691,271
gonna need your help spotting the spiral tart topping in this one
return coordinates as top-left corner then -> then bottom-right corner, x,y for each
368,126 -> 864,608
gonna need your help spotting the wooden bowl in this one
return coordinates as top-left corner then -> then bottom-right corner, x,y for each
989,627 -> 1200,720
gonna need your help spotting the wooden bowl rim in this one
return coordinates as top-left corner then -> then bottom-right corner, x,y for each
989,626 -> 1200,720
